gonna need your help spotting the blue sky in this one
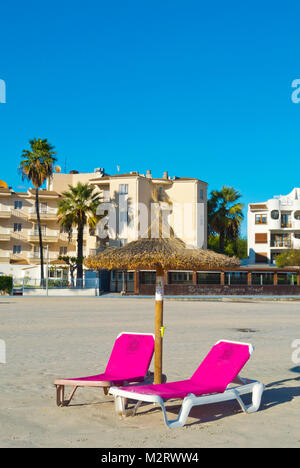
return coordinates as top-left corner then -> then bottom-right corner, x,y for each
1,0 -> 300,236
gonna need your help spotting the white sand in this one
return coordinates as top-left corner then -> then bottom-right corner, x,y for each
0,296 -> 299,448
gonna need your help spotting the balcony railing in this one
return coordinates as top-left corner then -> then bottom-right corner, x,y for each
0,251 -> 9,258
0,228 -> 11,235
0,229 -> 11,241
28,207 -> 58,219
28,230 -> 58,242
270,240 -> 292,248
28,251 -> 58,260
0,205 -> 11,217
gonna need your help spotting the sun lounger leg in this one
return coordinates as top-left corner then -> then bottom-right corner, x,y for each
115,396 -> 126,417
56,385 -> 65,407
103,387 -> 109,396
56,385 -> 78,407
65,386 -> 78,406
234,382 -> 264,414
245,382 -> 264,413
157,395 -> 194,429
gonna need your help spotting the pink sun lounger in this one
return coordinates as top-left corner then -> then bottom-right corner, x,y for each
110,340 -> 264,428
54,332 -> 155,407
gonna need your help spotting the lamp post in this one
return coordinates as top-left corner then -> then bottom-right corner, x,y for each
45,245 -> 49,296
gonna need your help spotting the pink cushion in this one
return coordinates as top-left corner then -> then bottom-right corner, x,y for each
190,341 -> 250,393
66,372 -> 146,386
119,341 -> 251,400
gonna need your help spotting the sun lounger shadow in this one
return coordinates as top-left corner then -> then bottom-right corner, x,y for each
127,398 -> 245,427
258,385 -> 300,411
123,380 -> 300,428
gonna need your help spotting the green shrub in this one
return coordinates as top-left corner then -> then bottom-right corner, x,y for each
0,276 -> 13,294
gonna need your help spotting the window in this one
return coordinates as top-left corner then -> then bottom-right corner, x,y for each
255,214 -> 267,224
294,233 -> 300,239
271,233 -> 291,248
127,272 -> 134,282
140,271 -> 156,285
14,201 -> 22,210
34,224 -> 46,235
225,272 -> 247,285
119,184 -> 128,194
103,189 -> 110,202
13,245 -> 22,254
252,272 -> 274,285
294,212 -> 300,220
271,252 -> 280,264
255,233 -> 268,244
59,247 -> 68,256
277,273 -> 297,285
40,202 -> 48,213
13,223 -> 22,232
168,272 -> 193,284
281,213 -> 291,228
200,189 -> 204,200
197,272 -> 221,284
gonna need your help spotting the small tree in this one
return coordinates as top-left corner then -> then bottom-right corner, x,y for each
275,250 -> 300,268
58,256 -> 84,287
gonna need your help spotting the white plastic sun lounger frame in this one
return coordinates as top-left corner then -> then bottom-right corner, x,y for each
109,340 -> 264,429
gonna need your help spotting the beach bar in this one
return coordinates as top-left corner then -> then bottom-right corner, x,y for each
108,267 -> 300,296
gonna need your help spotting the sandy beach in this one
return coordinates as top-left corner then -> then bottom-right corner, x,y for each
0,296 -> 299,448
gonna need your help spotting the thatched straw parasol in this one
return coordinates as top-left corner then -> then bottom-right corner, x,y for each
85,237 -> 239,384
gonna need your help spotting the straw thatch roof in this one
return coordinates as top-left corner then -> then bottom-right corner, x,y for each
84,237 -> 240,271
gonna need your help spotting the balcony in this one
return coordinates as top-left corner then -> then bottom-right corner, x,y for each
28,207 -> 58,221
270,240 -> 292,248
28,230 -> 58,243
10,252 -> 29,263
28,252 -> 55,264
0,228 -> 11,241
0,251 -> 9,262
0,205 -> 11,218
58,228 -> 87,242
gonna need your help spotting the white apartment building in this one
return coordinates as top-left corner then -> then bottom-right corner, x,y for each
248,188 -> 300,265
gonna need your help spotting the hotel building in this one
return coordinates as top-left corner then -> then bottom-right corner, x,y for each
0,168 -> 207,281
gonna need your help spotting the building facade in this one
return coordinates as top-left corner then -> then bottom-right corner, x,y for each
0,168 -> 208,280
248,188 -> 300,265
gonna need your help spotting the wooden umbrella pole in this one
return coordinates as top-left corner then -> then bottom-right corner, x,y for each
154,265 -> 164,384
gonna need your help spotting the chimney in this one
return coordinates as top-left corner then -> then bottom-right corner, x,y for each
163,171 -> 168,180
146,170 -> 152,179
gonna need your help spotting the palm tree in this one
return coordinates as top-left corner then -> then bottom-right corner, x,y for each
57,182 -> 102,283
208,186 -> 244,254
19,138 -> 57,284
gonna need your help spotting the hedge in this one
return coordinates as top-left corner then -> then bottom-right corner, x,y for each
0,276 -> 13,294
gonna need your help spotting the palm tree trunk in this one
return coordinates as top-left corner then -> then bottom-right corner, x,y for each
35,188 -> 44,286
219,231 -> 225,254
77,217 -> 84,286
